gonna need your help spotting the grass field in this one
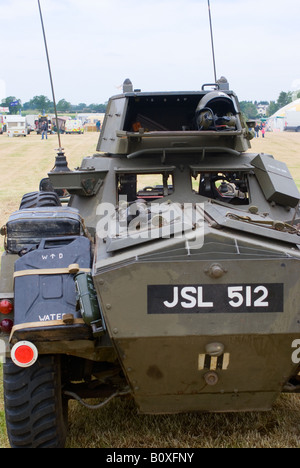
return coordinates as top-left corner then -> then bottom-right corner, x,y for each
0,130 -> 300,448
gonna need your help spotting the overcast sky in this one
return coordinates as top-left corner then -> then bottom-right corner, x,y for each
1,0 -> 299,105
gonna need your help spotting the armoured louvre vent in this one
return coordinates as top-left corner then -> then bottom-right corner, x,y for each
13,236 -> 91,326
5,207 -> 85,254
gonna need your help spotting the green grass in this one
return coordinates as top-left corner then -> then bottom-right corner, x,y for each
65,394 -> 300,448
0,366 -> 9,448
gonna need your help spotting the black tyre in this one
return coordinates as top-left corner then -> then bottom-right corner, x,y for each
19,191 -> 61,209
3,355 -> 68,448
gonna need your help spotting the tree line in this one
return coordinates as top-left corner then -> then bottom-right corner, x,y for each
240,90 -> 299,120
0,95 -> 107,115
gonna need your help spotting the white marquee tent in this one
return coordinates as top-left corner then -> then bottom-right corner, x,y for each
268,98 -> 300,131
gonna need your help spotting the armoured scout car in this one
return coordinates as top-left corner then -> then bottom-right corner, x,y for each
1,78 -> 300,448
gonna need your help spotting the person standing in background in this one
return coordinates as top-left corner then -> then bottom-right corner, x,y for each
41,121 -> 48,140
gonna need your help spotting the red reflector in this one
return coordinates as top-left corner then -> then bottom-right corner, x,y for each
11,341 -> 38,368
15,345 -> 34,364
0,300 -> 13,315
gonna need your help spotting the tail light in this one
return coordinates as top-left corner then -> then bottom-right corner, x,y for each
0,299 -> 13,315
0,319 -> 13,334
0,299 -> 14,334
11,341 -> 38,368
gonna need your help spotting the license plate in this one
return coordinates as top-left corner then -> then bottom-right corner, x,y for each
147,283 -> 284,314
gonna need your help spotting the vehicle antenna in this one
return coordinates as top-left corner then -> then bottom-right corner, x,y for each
207,0 -> 217,83
37,0 -> 70,172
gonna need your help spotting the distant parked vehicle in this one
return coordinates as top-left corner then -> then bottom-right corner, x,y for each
6,116 -> 27,137
284,110 -> 300,132
51,116 -> 68,134
35,115 -> 52,134
65,119 -> 84,134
